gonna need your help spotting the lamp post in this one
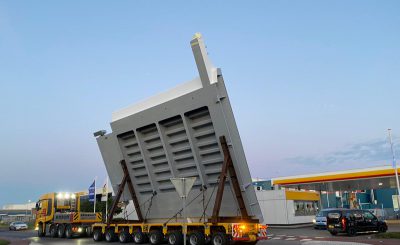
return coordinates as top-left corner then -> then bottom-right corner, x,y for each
388,129 -> 400,212
26,200 -> 31,220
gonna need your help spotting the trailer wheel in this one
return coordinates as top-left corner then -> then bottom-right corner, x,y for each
57,224 -> 65,238
149,231 -> 163,245
38,223 -> 45,237
168,231 -> 183,245
93,229 -> 103,241
205,235 -> 211,245
86,226 -> 93,237
105,229 -> 117,242
211,232 -> 228,245
65,225 -> 73,239
133,231 -> 147,244
189,232 -> 205,245
50,224 -> 58,238
119,229 -> 131,243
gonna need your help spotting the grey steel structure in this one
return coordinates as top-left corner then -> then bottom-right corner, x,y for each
96,33 -> 263,223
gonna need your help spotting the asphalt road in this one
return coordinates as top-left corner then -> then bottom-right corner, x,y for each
1,226 -> 400,245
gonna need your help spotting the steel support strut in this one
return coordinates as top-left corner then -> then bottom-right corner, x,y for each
211,136 -> 249,223
107,160 -> 143,225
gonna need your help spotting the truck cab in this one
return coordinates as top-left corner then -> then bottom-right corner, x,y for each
35,192 -> 102,238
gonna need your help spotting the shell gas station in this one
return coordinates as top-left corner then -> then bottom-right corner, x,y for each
254,165 -> 400,225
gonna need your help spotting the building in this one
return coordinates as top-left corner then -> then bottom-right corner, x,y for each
256,189 -> 319,225
0,202 -> 36,223
253,165 -> 400,225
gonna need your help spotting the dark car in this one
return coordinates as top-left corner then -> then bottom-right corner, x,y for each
327,209 -> 387,236
314,208 -> 347,229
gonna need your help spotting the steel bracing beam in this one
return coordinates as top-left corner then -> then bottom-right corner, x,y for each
210,136 -> 249,223
107,160 -> 143,225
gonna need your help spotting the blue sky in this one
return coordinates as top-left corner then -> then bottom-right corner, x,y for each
0,1 -> 399,206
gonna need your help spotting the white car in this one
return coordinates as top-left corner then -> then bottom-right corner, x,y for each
9,221 -> 28,230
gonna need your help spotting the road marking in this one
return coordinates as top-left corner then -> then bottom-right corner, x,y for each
300,236 -> 308,238
271,237 -> 281,240
285,238 -> 296,240
314,236 -> 325,239
302,242 -> 371,245
300,239 -> 313,241
286,235 -> 295,238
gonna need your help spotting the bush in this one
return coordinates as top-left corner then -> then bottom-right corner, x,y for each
0,239 -> 10,245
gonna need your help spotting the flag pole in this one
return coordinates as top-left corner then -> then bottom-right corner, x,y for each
105,176 -> 108,222
94,177 -> 97,214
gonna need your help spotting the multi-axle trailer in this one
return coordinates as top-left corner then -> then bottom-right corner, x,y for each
92,137 -> 267,244
92,33 -> 267,245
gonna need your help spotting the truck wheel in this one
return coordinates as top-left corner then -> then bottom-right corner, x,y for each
211,232 -> 228,245
329,231 -> 338,236
93,229 -> 103,241
189,232 -> 205,245
105,229 -> 117,242
149,231 -> 163,245
133,231 -> 146,244
119,230 -> 131,243
347,227 -> 356,237
38,223 -> 45,237
50,225 -> 58,238
168,231 -> 183,245
57,224 -> 65,238
65,225 -> 73,239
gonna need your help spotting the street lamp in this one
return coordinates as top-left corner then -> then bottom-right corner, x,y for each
26,200 -> 31,220
388,129 -> 400,212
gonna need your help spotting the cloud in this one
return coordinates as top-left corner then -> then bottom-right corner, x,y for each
286,137 -> 399,167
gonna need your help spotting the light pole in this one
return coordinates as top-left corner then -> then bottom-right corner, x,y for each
388,129 -> 400,212
26,200 -> 31,220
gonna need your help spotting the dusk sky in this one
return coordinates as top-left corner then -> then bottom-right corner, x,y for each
1,1 -> 399,207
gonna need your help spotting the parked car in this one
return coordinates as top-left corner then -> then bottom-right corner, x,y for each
327,209 -> 387,236
9,221 -> 28,231
313,208 -> 346,229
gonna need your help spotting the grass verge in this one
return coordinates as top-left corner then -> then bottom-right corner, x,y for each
375,232 -> 400,239
0,239 -> 10,245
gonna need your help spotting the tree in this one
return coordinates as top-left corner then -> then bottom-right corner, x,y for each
80,195 -> 122,220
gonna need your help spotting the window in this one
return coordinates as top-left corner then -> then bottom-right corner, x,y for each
363,211 -> 375,220
294,201 -> 319,216
327,213 -> 340,219
353,211 -> 363,220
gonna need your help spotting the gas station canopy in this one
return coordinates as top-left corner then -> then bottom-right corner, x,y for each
272,165 -> 400,192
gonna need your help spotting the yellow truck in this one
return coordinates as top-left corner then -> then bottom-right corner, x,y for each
34,192 -> 102,238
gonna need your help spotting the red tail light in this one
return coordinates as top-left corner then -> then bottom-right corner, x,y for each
341,217 -> 346,231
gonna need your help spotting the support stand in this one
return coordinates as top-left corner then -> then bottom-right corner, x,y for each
107,160 -> 143,225
210,136 -> 250,223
